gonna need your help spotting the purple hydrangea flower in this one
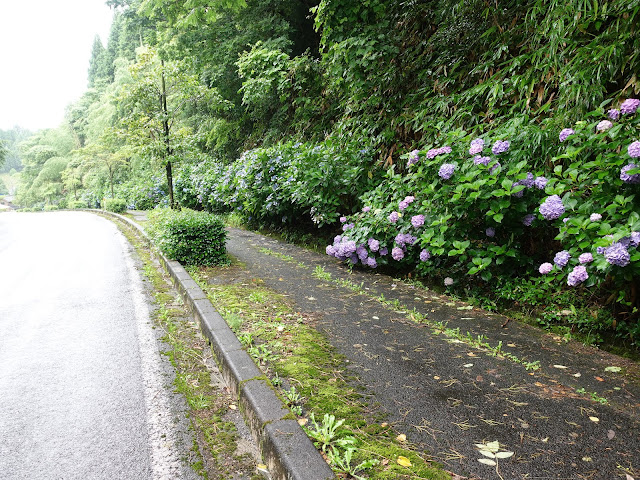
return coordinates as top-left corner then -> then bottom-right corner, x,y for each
341,240 -> 357,257
522,214 -> 535,226
608,108 -> 620,120
340,216 -> 347,223
620,163 -> 640,184
362,206 -> 371,213
589,213 -> 602,222
407,149 -> 420,166
425,148 -> 439,159
368,238 -> 380,252
559,128 -> 574,142
630,231 -> 640,248
596,246 -> 606,255
579,253 -> 593,264
522,172 -> 535,188
486,227 -> 495,237
554,250 -> 571,267
473,155 -> 491,166
356,245 -> 368,261
349,254 -> 359,265
444,277 -> 454,286
395,233 -> 417,247
489,161 -> 501,174
366,256 -> 377,268
379,247 -> 388,256
534,176 -> 548,190
492,140 -> 510,154
326,245 -> 335,256
604,243 -> 630,267
469,138 -> 484,155
539,262 -> 553,274
388,211 -> 399,223
411,214 -> 425,228
419,249 -> 431,261
398,195 -> 415,211
439,163 -> 456,179
567,265 -> 589,286
342,223 -> 354,231
539,195 -> 565,220
334,235 -> 342,245
620,98 -> 640,115
392,247 -> 405,261
596,120 -> 613,132
628,141 -> 640,158
440,146 -> 452,155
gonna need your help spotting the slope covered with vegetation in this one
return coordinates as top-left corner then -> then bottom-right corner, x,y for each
13,0 -> 640,349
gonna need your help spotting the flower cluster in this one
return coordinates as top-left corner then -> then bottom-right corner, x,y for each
596,120 -> 613,132
426,146 -> 452,159
469,138 -> 484,155
473,155 -> 491,166
399,196 -> 415,211
620,98 -> 640,115
553,250 -> 570,267
539,195 -> 565,220
629,141 -> 640,158
491,140 -> 510,154
438,163 -> 456,179
620,163 -> 640,184
407,149 -> 420,166
559,128 -> 574,142
411,214 -> 425,228
567,266 -> 588,286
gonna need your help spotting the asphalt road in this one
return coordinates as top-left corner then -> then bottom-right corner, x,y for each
0,211 -> 198,480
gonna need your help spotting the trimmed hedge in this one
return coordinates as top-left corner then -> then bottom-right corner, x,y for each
147,208 -> 227,266
104,198 -> 128,213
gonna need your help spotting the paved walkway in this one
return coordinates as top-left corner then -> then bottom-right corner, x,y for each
222,227 -> 640,480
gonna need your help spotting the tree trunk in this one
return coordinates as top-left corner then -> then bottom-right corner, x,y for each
160,60 -> 175,209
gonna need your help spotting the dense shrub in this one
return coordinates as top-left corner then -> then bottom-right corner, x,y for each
327,98 -> 640,343
43,205 -> 59,211
147,208 -> 227,266
103,198 -> 128,214
115,177 -> 168,210
69,200 -> 87,209
175,139 -> 384,228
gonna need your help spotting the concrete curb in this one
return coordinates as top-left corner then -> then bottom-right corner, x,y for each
95,210 -> 335,480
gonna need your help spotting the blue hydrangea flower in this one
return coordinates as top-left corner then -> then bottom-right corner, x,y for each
469,138 -> 484,155
567,265 -> 588,286
491,140 -> 510,154
628,141 -> 640,158
631,232 -> 640,248
522,214 -> 535,226
608,109 -> 620,120
439,163 -> 456,179
486,227 -> 495,237
620,163 -> 640,183
539,262 -> 553,274
559,128 -> 574,142
419,249 -> 431,261
620,98 -> 640,115
539,195 -> 565,220
604,243 -> 630,267
554,250 -> 571,267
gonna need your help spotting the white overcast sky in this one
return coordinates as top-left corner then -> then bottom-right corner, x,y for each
0,0 -> 114,131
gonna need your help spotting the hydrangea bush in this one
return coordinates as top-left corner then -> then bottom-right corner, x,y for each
327,98 -> 640,341
175,140 -> 383,227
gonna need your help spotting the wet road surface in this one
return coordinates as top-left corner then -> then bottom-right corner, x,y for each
0,212 -> 198,480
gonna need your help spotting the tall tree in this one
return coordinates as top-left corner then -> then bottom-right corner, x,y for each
117,46 -> 227,207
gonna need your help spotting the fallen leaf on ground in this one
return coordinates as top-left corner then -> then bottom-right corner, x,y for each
595,376 -> 604,382
298,418 -> 308,426
397,456 -> 412,467
607,429 -> 615,439
553,364 -> 568,369
589,416 -> 600,423
605,366 -> 622,373
478,458 -> 497,466
396,434 -> 407,442
463,363 -> 474,368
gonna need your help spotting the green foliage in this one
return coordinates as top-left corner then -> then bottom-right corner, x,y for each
104,198 -> 128,213
175,139 -> 383,227
147,208 -> 228,265
69,200 -> 88,209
